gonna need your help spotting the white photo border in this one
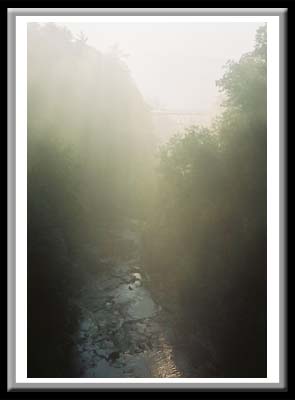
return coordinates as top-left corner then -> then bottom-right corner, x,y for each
8,8 -> 286,390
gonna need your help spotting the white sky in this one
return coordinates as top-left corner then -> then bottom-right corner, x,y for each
58,22 -> 262,112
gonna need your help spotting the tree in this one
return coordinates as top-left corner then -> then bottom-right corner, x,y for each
143,24 -> 267,377
27,22 -> 155,376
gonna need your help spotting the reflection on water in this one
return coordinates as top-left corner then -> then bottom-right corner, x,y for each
72,257 -> 189,377
149,332 -> 182,378
71,231 -> 201,378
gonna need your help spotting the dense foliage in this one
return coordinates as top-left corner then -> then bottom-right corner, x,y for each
27,23 -> 154,376
143,25 -> 267,376
27,23 -> 267,377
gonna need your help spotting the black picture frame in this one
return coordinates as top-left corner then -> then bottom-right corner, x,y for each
6,4 -> 288,394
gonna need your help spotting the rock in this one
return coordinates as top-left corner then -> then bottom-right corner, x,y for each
116,319 -> 124,329
107,351 -> 120,363
132,272 -> 142,281
80,319 -> 92,331
136,323 -> 146,334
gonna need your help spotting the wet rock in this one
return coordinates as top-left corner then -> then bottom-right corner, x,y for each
80,319 -> 92,331
73,230 -> 205,378
127,294 -> 157,319
107,351 -> 120,363
128,280 -> 141,290
116,319 -> 124,329
132,272 -> 142,281
136,322 -> 146,334
83,359 -> 122,378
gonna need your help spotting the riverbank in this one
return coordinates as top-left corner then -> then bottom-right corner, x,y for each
67,221 -> 218,377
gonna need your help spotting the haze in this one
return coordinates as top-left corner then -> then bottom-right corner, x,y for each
58,22 -> 262,112
28,22 -> 267,379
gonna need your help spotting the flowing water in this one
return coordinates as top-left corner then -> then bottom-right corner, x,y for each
71,225 -> 216,378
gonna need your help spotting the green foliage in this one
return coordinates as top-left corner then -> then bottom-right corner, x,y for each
143,25 -> 267,377
27,22 -> 267,378
27,22 -> 155,376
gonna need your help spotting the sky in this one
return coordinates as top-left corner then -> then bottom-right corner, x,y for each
58,22 -> 263,114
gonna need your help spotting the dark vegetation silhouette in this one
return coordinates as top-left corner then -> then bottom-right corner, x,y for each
143,25 -> 267,377
27,23 -> 155,376
27,23 -> 266,377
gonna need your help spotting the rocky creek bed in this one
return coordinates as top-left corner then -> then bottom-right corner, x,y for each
69,227 -> 217,378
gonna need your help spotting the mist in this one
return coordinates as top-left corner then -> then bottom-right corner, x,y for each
27,22 -> 267,379
58,22 -> 261,110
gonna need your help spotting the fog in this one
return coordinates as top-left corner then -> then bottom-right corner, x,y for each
28,22 -> 267,379
58,22 -> 262,112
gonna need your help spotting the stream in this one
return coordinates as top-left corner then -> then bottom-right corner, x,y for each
70,225 -> 216,378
